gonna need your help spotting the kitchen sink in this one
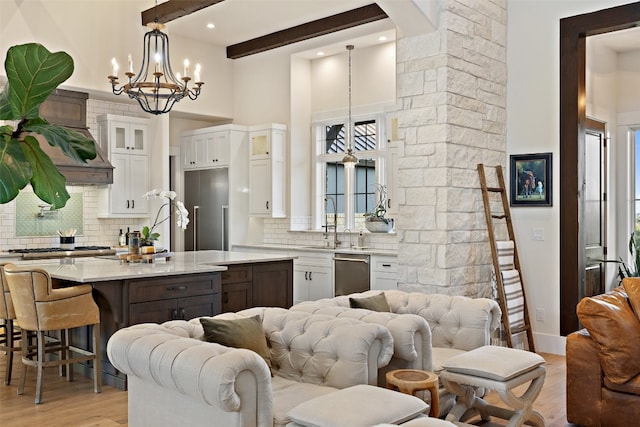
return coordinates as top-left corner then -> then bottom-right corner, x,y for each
300,245 -> 336,250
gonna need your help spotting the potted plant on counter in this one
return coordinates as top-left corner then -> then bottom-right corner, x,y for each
140,189 -> 190,249
363,184 -> 394,233
0,43 -> 97,208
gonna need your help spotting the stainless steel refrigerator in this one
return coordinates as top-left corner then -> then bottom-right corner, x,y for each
184,168 -> 229,251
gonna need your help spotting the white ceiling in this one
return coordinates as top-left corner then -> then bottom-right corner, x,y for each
162,0 -> 397,58
590,26 -> 640,53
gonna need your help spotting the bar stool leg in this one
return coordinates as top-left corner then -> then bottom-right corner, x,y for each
17,329 -> 28,396
4,319 -> 14,385
35,330 -> 45,404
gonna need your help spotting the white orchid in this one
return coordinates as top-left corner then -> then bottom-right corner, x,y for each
141,190 -> 190,243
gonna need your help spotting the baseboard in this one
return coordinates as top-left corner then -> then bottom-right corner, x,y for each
533,332 -> 566,355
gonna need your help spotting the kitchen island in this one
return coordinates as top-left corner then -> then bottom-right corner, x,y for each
12,250 -> 294,389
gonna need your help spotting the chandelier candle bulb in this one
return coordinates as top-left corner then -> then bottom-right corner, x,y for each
128,54 -> 133,73
195,64 -> 201,83
184,59 -> 189,77
111,57 -> 118,77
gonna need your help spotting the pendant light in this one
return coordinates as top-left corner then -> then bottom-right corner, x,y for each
342,44 -> 357,168
107,0 -> 204,115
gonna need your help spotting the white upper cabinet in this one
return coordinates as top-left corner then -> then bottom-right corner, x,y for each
182,128 -> 231,169
249,124 -> 287,218
100,115 -> 148,155
97,114 -> 150,218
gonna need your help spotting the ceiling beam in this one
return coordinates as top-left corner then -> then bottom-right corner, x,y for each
141,0 -> 225,26
226,4 -> 389,59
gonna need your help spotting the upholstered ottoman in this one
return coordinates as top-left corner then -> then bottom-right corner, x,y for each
439,345 -> 546,427
285,384 -> 429,427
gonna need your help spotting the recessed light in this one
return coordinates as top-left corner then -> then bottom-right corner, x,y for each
207,23 -> 215,29
378,36 -> 387,42
316,51 -> 325,56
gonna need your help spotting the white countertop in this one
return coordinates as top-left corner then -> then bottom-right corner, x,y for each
8,250 -> 295,283
233,243 -> 398,257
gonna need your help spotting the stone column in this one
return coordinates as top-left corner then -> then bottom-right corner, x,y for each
395,0 -> 507,296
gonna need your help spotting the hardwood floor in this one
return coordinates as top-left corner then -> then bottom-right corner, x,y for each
0,352 -> 571,426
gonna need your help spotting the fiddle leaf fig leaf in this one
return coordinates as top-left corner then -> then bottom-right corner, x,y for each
0,134 -> 32,204
21,135 -> 70,209
3,43 -> 73,120
25,119 -> 97,163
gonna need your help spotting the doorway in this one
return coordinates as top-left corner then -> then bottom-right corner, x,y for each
559,2 -> 640,335
583,118 -> 607,299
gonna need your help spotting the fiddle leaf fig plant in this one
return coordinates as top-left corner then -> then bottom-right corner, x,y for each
0,43 -> 97,208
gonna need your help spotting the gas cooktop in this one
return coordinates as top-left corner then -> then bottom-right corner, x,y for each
8,246 -> 116,259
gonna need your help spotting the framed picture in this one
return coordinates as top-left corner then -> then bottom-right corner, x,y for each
510,152 -> 552,206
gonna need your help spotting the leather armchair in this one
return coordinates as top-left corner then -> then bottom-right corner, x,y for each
566,279 -> 640,426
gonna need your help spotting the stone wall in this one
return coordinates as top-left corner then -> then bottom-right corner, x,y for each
395,0 -> 507,297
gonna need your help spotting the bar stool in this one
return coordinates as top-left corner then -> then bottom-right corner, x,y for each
0,263 -> 21,385
3,263 -> 101,404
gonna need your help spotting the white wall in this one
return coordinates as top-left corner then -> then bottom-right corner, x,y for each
507,0 -> 632,354
0,0 -> 234,118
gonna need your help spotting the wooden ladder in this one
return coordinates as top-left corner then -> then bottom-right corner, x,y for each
477,163 -> 536,352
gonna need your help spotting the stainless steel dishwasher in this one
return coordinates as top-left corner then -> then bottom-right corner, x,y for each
333,252 -> 370,296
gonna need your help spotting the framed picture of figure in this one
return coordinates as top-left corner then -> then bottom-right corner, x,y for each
510,152 -> 552,207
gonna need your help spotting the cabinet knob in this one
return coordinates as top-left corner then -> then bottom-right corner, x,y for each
266,201 -> 269,210
131,199 -> 134,209
126,200 -> 130,209
223,292 -> 229,304
309,271 -> 312,281
304,272 -> 308,281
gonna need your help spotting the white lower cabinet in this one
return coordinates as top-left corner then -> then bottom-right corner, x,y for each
291,251 -> 333,304
370,255 -> 398,291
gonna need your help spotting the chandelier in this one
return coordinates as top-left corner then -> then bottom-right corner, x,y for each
108,14 -> 203,115
342,44 -> 358,167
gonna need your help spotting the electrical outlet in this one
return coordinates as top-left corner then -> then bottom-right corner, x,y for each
536,308 -> 545,322
532,228 -> 544,241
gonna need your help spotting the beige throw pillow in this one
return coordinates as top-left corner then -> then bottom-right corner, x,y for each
349,292 -> 390,312
200,315 -> 272,369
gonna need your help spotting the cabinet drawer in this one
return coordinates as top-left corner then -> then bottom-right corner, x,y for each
128,274 -> 221,303
221,265 -> 253,284
373,259 -> 398,272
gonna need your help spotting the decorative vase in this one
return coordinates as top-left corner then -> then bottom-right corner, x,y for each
364,217 -> 394,233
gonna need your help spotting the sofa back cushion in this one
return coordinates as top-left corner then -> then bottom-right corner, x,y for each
577,286 -> 640,384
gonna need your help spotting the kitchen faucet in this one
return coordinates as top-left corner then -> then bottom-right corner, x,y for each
324,196 -> 341,248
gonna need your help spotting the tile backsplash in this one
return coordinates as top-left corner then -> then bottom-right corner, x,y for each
15,192 -> 83,237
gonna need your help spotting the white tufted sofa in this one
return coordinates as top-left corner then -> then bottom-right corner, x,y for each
292,290 -> 501,372
107,307 -> 394,427
288,305 -> 432,385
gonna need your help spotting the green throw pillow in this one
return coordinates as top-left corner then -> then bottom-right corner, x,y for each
349,292 -> 390,312
199,315 -> 272,369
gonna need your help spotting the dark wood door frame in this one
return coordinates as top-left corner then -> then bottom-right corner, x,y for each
560,2 -> 640,335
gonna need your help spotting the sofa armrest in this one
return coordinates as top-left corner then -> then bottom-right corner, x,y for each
290,304 -> 433,371
566,329 -> 603,426
107,325 -> 273,415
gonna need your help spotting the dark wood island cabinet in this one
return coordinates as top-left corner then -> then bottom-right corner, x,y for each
221,260 -> 293,312
36,251 -> 294,390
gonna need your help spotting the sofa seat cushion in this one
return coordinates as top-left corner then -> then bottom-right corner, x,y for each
431,347 -> 466,373
577,286 -> 640,384
287,384 -> 427,427
604,371 -> 640,396
271,376 -> 337,427
442,345 -> 545,381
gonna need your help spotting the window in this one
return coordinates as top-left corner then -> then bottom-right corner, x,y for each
315,117 -> 385,230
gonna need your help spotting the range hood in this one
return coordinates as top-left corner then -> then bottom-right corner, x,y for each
38,89 -> 114,185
